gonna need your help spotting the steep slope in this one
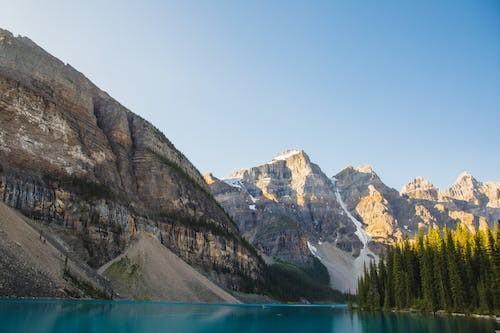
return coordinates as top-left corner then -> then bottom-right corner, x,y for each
0,202 -> 113,298
401,177 -> 439,201
101,233 -> 240,303
207,151 -> 371,292
213,150 -> 361,264
0,28 -> 264,295
334,166 -> 409,242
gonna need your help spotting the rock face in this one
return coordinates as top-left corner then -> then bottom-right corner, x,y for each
333,165 -> 410,242
0,202 -> 114,298
207,151 -> 374,292
401,177 -> 439,201
207,151 -> 499,292
442,172 -> 500,209
0,28 -> 264,295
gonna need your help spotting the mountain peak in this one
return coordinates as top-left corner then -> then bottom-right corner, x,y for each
401,177 -> 438,200
0,28 -> 13,38
455,171 -> 476,183
271,149 -> 306,162
354,165 -> 374,174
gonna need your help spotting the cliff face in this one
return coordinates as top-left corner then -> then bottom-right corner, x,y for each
0,28 -> 264,293
206,151 -> 375,292
207,151 -> 361,266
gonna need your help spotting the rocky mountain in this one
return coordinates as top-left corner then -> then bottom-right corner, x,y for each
206,150 -> 378,292
400,177 -> 439,201
0,28 -> 264,298
441,172 -> 500,209
207,150 -> 499,292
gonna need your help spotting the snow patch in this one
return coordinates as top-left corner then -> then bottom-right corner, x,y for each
330,177 -> 378,279
223,178 -> 243,189
331,177 -> 370,246
354,165 -> 374,174
307,241 -> 322,259
270,149 -> 302,162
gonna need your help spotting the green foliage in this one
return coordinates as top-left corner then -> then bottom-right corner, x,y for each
106,256 -> 140,284
357,222 -> 499,315
265,260 -> 345,303
63,268 -> 111,299
43,174 -> 116,201
304,257 -> 330,286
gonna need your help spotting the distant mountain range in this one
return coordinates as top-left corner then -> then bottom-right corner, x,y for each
205,149 -> 500,292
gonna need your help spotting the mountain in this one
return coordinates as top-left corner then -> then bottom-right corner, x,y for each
400,177 -> 439,201
206,150 -> 378,292
442,172 -> 500,209
0,28 -> 264,299
207,150 -> 499,292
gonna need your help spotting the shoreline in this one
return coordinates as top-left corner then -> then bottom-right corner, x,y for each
350,305 -> 498,321
0,297 -> 347,308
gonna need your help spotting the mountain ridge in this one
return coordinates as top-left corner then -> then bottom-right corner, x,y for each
207,149 -> 499,292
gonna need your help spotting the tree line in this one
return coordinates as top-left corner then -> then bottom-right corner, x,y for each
357,222 -> 499,315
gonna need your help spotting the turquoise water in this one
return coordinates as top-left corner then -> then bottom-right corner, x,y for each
0,300 -> 496,333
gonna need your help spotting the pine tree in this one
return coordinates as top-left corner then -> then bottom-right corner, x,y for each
378,255 -> 386,308
420,237 -> 437,311
445,229 -> 465,311
383,247 -> 394,309
393,247 -> 406,309
366,261 -> 380,310
356,223 -> 498,315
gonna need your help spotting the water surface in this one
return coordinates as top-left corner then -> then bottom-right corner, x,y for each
0,300 -> 496,333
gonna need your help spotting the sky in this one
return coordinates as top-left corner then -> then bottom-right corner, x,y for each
1,0 -> 499,189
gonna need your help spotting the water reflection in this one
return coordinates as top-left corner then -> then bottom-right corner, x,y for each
0,300 -> 496,333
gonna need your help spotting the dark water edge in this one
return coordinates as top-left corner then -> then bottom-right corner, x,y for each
0,299 -> 497,333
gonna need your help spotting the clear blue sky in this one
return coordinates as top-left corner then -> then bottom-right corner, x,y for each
1,0 -> 499,189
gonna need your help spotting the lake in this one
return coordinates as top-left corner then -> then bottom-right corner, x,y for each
0,300 -> 497,333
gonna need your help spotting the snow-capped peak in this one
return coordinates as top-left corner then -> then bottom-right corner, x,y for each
354,165 -> 374,174
456,171 -> 473,181
271,149 -> 303,162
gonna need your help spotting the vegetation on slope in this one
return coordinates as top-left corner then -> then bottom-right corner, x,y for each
265,258 -> 345,303
357,222 -> 499,315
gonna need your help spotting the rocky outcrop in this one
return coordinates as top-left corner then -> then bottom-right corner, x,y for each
0,28 -> 264,294
207,151 -> 375,292
442,172 -> 489,206
483,182 -> 500,208
207,151 -> 360,267
442,172 -> 500,211
355,185 -> 399,242
334,166 -> 415,240
401,177 -> 438,201
0,202 -> 114,299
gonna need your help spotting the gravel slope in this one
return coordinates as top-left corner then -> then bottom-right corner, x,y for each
101,233 -> 240,303
0,203 -> 111,298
